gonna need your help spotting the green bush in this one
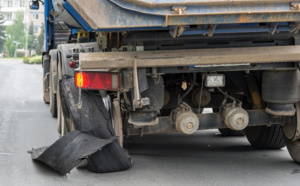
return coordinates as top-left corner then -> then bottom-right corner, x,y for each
29,56 -> 42,64
23,56 -> 42,64
23,57 -> 29,63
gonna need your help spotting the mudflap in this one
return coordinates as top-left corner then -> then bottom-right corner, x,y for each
29,75 -> 132,175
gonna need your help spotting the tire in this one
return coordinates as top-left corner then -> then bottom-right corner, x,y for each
56,87 -> 65,135
284,137 -> 300,164
60,75 -> 132,172
49,62 -> 57,118
57,79 -> 74,135
245,125 -> 285,149
56,61 -> 74,135
56,62 -> 66,135
282,103 -> 300,164
43,56 -> 50,104
218,128 -> 245,136
50,92 -> 57,118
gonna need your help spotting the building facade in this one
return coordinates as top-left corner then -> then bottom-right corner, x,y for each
0,0 -> 44,36
0,0 -> 25,26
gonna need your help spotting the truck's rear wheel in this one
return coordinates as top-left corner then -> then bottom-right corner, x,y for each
49,63 -> 57,118
57,62 -> 66,135
59,75 -> 132,172
57,92 -> 66,135
283,102 -> 300,163
218,128 -> 245,136
284,138 -> 300,163
42,56 -> 50,104
50,91 -> 57,118
245,125 -> 285,149
56,62 -> 74,135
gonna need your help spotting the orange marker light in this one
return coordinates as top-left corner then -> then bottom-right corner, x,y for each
76,72 -> 83,88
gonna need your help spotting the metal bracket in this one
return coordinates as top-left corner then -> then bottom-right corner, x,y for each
172,5 -> 187,15
270,23 -> 279,35
132,57 -> 150,110
291,2 -> 300,10
207,24 -> 217,37
170,26 -> 185,38
290,22 -> 300,34
170,6 -> 187,38
172,102 -> 193,123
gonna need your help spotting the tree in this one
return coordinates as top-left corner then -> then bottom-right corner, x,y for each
36,23 -> 44,55
0,6 -> 6,53
4,11 -> 25,57
27,21 -> 36,56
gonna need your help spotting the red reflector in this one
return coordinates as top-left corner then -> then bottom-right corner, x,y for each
75,72 -> 120,90
69,61 -> 75,68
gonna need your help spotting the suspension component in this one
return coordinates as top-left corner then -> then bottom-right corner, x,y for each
173,103 -> 199,135
223,104 -> 249,131
192,87 -> 211,107
218,87 -> 249,131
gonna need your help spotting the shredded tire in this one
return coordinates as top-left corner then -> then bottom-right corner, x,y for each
29,75 -> 132,174
28,131 -> 118,175
60,75 -> 132,173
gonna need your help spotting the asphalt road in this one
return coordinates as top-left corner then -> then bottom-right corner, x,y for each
0,59 -> 300,186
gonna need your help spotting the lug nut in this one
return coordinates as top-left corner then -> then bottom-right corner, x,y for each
237,118 -> 244,125
187,122 -> 194,129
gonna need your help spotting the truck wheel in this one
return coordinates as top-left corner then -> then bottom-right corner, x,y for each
50,92 -> 57,118
56,96 -> 66,135
245,125 -> 285,149
59,75 -> 132,172
283,102 -> 300,163
284,138 -> 300,163
56,63 -> 74,135
218,128 -> 245,136
49,63 -> 57,118
42,56 -> 50,104
57,88 -> 75,135
57,63 -> 65,135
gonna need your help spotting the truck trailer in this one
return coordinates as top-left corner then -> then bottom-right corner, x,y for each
29,0 -> 300,173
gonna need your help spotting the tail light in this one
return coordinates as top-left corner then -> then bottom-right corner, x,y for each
75,71 -> 121,90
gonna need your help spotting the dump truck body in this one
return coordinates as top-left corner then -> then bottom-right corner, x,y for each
29,0 -> 300,173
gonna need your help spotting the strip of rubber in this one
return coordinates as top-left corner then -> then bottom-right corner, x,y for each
28,131 -> 118,175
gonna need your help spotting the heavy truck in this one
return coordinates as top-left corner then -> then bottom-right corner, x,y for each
29,0 -> 300,173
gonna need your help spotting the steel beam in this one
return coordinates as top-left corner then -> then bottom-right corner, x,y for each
79,46 -> 300,69
67,0 -> 300,30
118,0 -> 297,6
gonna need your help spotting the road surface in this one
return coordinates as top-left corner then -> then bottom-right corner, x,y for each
0,59 -> 299,186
